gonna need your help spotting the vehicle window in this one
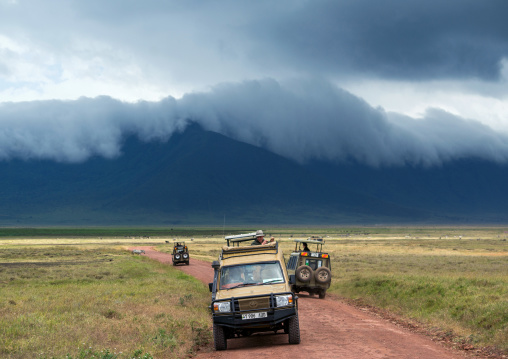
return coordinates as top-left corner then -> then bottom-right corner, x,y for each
219,262 -> 284,289
304,259 -> 322,270
287,256 -> 297,270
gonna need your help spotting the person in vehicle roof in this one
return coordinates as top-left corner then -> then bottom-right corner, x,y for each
251,230 -> 268,245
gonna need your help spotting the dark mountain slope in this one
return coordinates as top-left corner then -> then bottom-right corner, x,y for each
306,158 -> 508,222
4,123 -> 506,225
0,123 -> 425,225
101,124 -> 426,224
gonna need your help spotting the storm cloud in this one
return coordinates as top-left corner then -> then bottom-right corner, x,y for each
2,0 -> 508,101
1,1 -> 508,167
2,78 -> 507,167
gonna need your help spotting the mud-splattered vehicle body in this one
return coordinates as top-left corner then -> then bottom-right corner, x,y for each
209,232 -> 300,350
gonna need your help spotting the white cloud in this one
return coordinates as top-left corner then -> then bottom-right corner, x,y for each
1,1 -> 508,167
1,79 -> 508,168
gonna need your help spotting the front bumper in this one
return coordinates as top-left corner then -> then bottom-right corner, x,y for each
211,292 -> 297,329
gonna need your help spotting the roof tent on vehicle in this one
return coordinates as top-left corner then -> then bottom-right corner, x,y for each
221,232 -> 278,259
224,232 -> 258,246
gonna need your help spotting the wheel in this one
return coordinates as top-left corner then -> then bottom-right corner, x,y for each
175,254 -> 181,260
183,253 -> 189,259
213,323 -> 227,350
314,267 -> 331,284
319,290 -> 326,299
186,261 -> 189,265
295,265 -> 313,283
287,314 -> 301,344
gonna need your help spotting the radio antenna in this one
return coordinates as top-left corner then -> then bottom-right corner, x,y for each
223,214 -> 226,237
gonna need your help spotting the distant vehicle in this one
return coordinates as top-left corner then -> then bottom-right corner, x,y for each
172,242 -> 189,265
286,236 -> 331,299
208,232 -> 300,350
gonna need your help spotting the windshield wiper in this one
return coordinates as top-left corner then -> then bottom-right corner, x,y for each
227,282 -> 258,289
262,279 -> 284,285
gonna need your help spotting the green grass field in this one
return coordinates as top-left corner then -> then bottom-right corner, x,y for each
0,245 -> 211,359
1,226 -> 507,357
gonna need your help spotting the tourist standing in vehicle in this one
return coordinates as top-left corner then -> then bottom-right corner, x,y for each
251,230 -> 268,245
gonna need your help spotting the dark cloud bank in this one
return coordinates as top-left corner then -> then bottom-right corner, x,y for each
1,78 -> 508,167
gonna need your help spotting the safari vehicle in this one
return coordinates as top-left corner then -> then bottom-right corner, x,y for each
286,236 -> 331,299
209,232 -> 300,351
172,242 -> 189,265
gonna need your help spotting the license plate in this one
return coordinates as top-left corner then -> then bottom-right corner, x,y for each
242,312 -> 268,320
310,252 -> 319,257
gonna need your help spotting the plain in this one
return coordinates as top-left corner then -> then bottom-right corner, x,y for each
1,226 -> 507,358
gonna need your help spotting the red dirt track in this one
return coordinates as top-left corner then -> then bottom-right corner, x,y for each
133,246 -> 473,359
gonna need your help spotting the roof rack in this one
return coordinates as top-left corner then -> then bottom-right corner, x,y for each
294,237 -> 325,252
294,237 -> 325,244
224,232 -> 257,246
221,241 -> 278,259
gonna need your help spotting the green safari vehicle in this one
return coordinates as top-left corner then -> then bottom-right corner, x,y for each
286,237 -> 331,299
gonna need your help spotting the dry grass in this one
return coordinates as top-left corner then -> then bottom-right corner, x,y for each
0,245 -> 211,359
1,227 -> 507,356
158,228 -> 507,354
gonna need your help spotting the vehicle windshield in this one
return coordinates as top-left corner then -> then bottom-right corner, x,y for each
219,262 -> 285,289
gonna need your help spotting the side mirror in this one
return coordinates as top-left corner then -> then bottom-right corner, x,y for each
208,283 -> 213,292
211,260 -> 220,270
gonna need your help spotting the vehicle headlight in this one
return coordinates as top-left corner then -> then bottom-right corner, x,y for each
275,294 -> 293,307
213,301 -> 231,313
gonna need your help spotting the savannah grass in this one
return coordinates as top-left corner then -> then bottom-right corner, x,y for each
312,234 -> 507,353
173,227 -> 508,354
0,245 -> 211,359
2,227 -> 507,356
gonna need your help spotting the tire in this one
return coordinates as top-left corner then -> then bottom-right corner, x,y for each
287,314 -> 301,344
183,253 -> 189,259
314,267 -> 331,284
295,265 -> 313,283
213,323 -> 227,350
175,254 -> 181,260
186,261 -> 189,265
319,290 -> 326,299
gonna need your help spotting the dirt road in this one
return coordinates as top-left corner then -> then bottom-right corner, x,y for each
133,246 -> 470,359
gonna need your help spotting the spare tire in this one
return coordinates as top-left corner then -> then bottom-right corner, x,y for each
295,265 -> 313,282
175,254 -> 181,260
314,267 -> 331,284
183,253 -> 189,259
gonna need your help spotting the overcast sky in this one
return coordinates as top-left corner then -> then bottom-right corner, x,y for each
1,0 -> 508,166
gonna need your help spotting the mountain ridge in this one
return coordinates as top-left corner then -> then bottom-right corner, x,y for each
0,123 -> 505,225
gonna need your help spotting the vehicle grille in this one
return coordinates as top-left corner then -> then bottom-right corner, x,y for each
237,296 -> 270,311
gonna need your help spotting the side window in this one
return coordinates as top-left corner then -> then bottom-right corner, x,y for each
288,256 -> 298,270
